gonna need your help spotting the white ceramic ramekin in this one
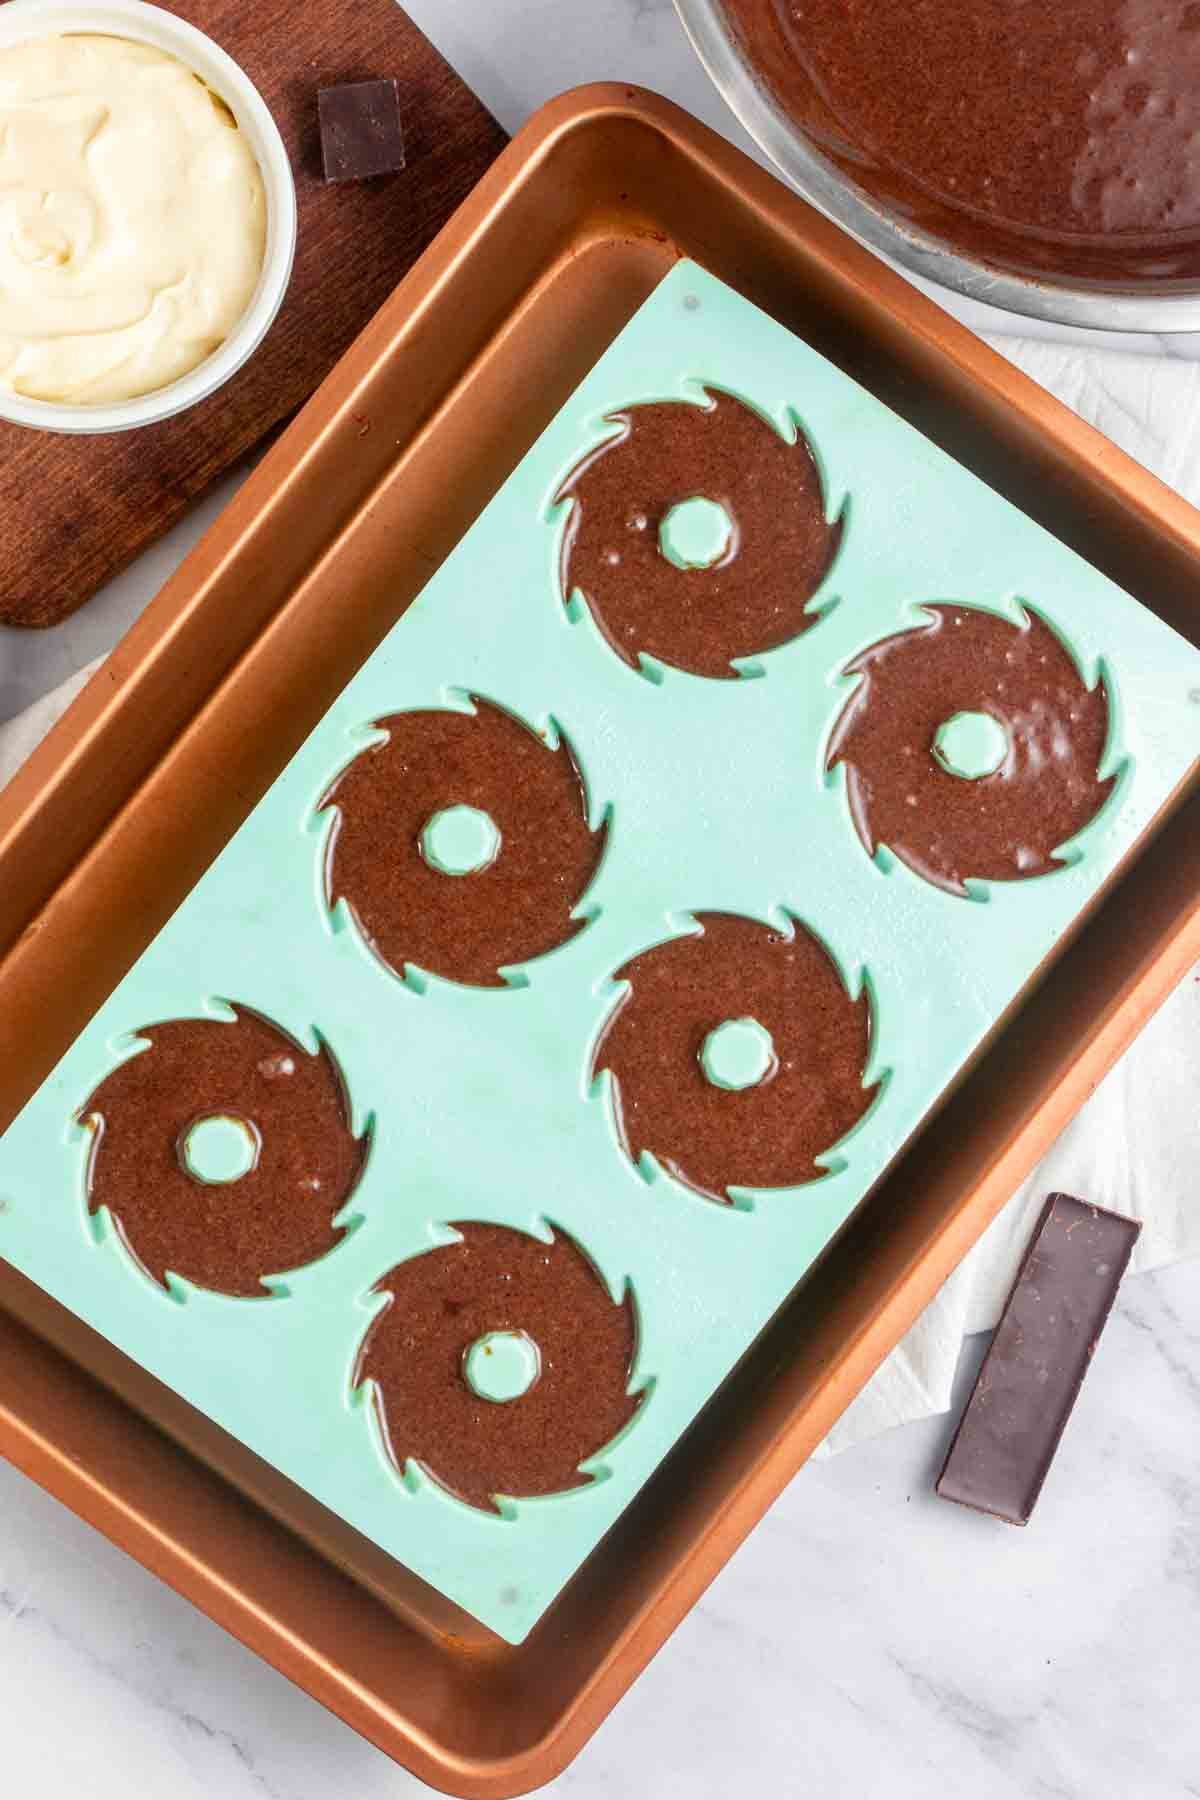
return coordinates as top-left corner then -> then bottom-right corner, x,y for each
0,0 -> 297,434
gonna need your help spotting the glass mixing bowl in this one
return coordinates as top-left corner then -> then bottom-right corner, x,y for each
674,0 -> 1200,332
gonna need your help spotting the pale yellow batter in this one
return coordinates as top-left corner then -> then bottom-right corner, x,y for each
0,33 -> 266,405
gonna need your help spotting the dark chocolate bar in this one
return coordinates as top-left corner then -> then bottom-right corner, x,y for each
936,1193 -> 1140,1524
319,79 -> 405,183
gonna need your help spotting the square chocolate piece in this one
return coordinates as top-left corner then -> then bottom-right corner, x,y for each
319,79 -> 405,183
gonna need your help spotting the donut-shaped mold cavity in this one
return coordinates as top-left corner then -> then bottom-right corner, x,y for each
320,696 -> 606,988
826,604 -> 1117,895
356,1222 -> 642,1513
593,912 -> 878,1202
557,388 -> 842,678
81,1007 -> 367,1296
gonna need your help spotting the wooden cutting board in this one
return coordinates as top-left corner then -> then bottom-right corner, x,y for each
0,0 -> 507,627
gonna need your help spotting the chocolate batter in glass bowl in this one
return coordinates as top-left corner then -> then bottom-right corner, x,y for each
676,0 -> 1200,327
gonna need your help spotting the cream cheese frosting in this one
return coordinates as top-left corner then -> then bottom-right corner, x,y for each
0,33 -> 267,405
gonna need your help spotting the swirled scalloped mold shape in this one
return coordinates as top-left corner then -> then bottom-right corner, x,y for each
355,1220 -> 643,1514
557,387 -> 842,679
826,603 -> 1120,895
593,912 -> 878,1202
81,1006 -> 366,1298
320,694 -> 606,987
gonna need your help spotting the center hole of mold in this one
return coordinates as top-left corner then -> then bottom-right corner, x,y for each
658,495 -> 734,571
463,1330 -> 542,1404
932,710 -> 1009,781
700,1017 -> 778,1092
179,1114 -> 261,1185
420,804 -> 501,877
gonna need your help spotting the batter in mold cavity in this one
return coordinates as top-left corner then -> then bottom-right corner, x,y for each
81,1007 -> 367,1297
826,604 -> 1117,895
321,696 -> 606,987
356,1221 -> 642,1512
593,912 -> 878,1202
557,388 -> 842,678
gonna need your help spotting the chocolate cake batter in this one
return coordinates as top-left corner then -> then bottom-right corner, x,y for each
357,1222 -> 641,1512
82,1007 -> 366,1296
322,697 -> 605,987
558,389 -> 841,678
593,912 -> 877,1201
826,605 -> 1116,894
727,0 -> 1200,283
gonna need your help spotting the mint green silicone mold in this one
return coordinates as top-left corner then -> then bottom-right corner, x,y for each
1,263 -> 1198,1643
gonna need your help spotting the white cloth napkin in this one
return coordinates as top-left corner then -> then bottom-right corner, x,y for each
2,338 -> 1197,1459
0,661 -> 98,788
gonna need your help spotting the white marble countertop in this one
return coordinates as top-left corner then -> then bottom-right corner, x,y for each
1,3 -> 1198,1796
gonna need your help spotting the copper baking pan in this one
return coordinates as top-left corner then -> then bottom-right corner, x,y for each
1,86 -> 1198,1798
